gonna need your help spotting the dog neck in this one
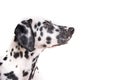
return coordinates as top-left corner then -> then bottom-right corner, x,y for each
7,37 -> 45,62
4,38 -> 45,80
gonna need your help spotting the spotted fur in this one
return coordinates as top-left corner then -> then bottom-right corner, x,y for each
0,18 -> 74,80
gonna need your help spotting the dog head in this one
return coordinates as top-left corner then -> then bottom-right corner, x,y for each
14,19 -> 74,52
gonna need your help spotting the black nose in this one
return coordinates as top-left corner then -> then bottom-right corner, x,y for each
68,27 -> 74,35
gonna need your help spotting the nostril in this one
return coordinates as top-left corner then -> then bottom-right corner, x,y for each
68,27 -> 74,35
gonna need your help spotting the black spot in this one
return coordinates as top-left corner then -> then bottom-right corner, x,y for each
4,71 -> 18,80
15,46 -> 20,50
10,48 -> 14,56
40,27 -> 43,31
46,37 -> 51,44
23,70 -> 28,77
25,50 -> 29,59
37,28 -> 39,31
56,29 -> 59,32
20,51 -> 23,58
37,22 -> 41,26
3,56 -> 7,61
16,46 -> 18,48
34,24 -> 37,29
0,62 -> 3,66
6,50 -> 8,52
18,47 -> 20,50
46,37 -> 51,41
38,37 -> 41,41
40,32 -> 43,36
14,52 -> 19,59
46,41 -> 51,44
32,58 -> 35,62
18,43 -> 21,46
47,27 -> 54,33
43,20 -> 54,33
31,53 -> 34,56
10,52 -> 12,56
11,48 -> 14,52
16,65 -> 18,68
43,44 -> 47,47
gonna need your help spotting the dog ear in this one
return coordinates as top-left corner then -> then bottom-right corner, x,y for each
14,24 -> 35,52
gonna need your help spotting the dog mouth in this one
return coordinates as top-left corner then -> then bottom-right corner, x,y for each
55,27 -> 74,46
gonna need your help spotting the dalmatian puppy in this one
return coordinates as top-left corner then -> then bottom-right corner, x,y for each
0,18 -> 74,80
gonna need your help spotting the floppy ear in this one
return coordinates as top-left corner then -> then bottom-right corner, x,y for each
14,24 -> 35,52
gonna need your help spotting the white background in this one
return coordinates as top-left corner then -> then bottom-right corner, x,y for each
0,0 -> 120,80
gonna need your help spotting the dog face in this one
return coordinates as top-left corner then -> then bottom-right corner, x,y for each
14,19 -> 74,51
